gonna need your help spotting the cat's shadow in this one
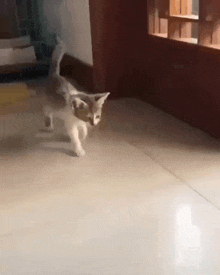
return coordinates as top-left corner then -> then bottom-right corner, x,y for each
37,129 -> 78,157
37,129 -> 70,142
39,146 -> 77,157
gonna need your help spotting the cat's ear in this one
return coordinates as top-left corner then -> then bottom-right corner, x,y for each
94,93 -> 110,105
71,97 -> 88,110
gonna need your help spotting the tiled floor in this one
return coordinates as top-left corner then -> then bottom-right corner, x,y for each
1,83 -> 220,274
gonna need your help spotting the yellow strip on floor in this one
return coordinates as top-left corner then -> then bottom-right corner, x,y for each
0,83 -> 34,115
0,83 -> 30,108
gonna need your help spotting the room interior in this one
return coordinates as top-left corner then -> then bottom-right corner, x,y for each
1,0 -> 220,274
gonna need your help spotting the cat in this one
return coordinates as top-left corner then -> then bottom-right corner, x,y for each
39,38 -> 110,157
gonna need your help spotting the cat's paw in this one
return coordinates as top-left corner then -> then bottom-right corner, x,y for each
75,149 -> 86,157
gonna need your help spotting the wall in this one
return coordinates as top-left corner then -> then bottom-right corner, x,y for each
0,0 -> 20,38
119,34 -> 220,138
89,0 -> 148,95
40,0 -> 93,65
136,37 -> 220,138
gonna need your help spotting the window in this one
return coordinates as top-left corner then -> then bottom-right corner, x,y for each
148,0 -> 220,49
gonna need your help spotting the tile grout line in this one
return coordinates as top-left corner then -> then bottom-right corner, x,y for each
126,140 -> 220,212
109,99 -> 220,211
148,154 -> 220,212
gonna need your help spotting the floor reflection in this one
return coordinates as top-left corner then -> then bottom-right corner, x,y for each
175,205 -> 202,268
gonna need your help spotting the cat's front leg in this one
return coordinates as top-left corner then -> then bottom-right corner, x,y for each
81,124 -> 88,141
43,106 -> 54,131
44,114 -> 54,131
67,125 -> 85,157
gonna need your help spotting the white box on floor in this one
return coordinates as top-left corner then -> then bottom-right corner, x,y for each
0,35 -> 31,48
0,35 -> 36,66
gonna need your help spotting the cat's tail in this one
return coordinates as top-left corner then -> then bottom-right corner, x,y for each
48,37 -> 66,76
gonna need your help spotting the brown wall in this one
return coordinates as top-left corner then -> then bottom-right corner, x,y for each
89,0 -> 148,96
137,38 -> 220,138
0,0 -> 20,38
89,0 -> 220,137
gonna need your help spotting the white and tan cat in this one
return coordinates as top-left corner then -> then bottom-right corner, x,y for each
40,38 -> 110,157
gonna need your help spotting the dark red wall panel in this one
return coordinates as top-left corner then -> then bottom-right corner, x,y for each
89,0 -> 220,137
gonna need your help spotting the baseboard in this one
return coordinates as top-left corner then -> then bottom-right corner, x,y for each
0,63 -> 50,83
0,52 -> 94,92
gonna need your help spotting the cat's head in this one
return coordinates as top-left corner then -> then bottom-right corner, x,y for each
71,92 -> 110,125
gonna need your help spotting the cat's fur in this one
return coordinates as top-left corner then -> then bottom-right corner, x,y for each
39,38 -> 110,157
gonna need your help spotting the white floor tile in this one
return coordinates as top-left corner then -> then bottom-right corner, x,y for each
2,96 -> 220,274
108,98 -> 220,210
